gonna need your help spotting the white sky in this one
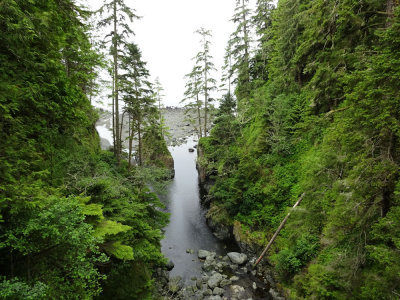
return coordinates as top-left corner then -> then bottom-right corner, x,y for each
86,0 -> 257,109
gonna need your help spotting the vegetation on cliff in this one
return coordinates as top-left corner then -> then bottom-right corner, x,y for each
199,0 -> 400,298
0,0 -> 170,298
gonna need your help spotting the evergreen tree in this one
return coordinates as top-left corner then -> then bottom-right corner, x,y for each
194,27 -> 217,137
98,0 -> 139,163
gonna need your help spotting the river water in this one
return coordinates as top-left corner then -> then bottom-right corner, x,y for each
160,137 -> 228,283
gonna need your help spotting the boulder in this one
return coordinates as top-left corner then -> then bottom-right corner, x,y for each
168,276 -> 183,293
220,279 -> 231,287
206,296 -> 222,300
207,272 -> 223,289
165,259 -> 174,271
213,287 -> 224,295
189,148 -> 195,152
227,252 -> 248,265
230,285 -> 246,299
198,249 -> 211,259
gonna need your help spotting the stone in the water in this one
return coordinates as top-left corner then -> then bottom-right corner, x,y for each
227,252 -> 248,265
189,148 -> 195,152
213,287 -> 224,295
168,276 -> 183,293
203,256 -> 216,272
220,279 -> 231,287
196,279 -> 203,289
206,296 -> 222,300
165,259 -> 174,271
230,285 -> 246,299
198,249 -> 211,259
186,248 -> 194,254
207,272 -> 223,289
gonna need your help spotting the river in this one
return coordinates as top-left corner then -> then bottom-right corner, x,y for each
160,136 -> 230,283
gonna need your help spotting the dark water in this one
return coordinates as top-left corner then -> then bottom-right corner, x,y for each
161,137 -> 226,283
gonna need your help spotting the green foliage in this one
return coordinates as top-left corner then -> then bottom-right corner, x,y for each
0,1 -> 168,298
200,1 -> 400,298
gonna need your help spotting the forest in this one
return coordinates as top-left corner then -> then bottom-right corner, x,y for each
199,0 -> 400,299
1,0 -> 400,299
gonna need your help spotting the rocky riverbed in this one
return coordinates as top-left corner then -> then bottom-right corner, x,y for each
96,107 -> 198,150
155,249 -> 284,300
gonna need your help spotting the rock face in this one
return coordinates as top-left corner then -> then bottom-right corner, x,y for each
207,217 -> 232,240
227,252 -> 248,265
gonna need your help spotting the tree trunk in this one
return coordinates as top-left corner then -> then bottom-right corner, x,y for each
204,37 -> 208,137
138,116 -> 142,166
119,110 -> 126,153
255,193 -> 306,266
196,93 -> 203,138
112,72 -> 116,154
128,114 -> 133,169
113,1 -> 120,164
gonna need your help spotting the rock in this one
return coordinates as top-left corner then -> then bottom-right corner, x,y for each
196,279 -> 203,289
186,248 -> 194,254
206,296 -> 222,300
189,148 -> 195,152
202,274 -> 210,283
251,270 -> 257,276
220,279 -> 231,287
203,255 -> 216,271
230,285 -> 246,299
213,287 -> 224,295
230,276 -> 239,281
203,289 -> 212,296
168,276 -> 183,293
191,276 -> 197,281
207,272 -> 223,289
230,264 -> 238,271
198,249 -> 211,259
227,252 -> 248,265
242,267 -> 248,273
252,282 -> 257,290
165,259 -> 174,271
269,288 -> 285,300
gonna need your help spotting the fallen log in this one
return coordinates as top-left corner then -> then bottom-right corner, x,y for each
254,192 -> 306,267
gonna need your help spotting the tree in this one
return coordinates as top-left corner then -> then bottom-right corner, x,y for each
98,0 -> 140,164
182,65 -> 203,138
120,43 -> 153,167
153,77 -> 166,138
194,27 -> 217,137
229,0 -> 252,101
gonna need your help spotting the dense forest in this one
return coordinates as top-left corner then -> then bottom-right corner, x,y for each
0,0 -> 172,298
199,0 -> 400,299
1,0 -> 400,299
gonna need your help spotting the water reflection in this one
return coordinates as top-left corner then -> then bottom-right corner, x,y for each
161,137 -> 225,283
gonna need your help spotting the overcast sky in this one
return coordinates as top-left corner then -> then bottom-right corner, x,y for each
87,0 -> 257,109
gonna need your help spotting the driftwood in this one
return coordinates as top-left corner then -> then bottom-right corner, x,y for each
254,192 -> 306,267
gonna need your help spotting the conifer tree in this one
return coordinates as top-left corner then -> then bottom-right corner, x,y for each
153,77 -> 165,137
120,43 -> 153,167
229,0 -> 252,101
194,27 -> 217,137
98,0 -> 139,163
182,65 -> 203,138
